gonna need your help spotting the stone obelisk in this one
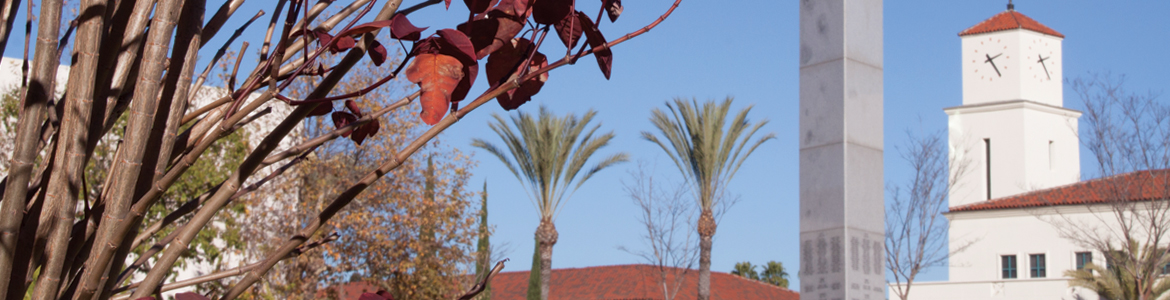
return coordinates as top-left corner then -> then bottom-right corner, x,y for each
798,0 -> 884,300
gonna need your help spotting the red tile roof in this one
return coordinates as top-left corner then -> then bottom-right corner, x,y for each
958,10 -> 1064,38
949,169 -> 1170,212
488,264 -> 799,300
317,281 -> 384,300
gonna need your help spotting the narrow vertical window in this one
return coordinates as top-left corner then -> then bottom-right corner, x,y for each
1053,140 -> 1062,169
1030,254 -> 1046,278
985,138 -> 992,200
1075,252 -> 1092,270
1002,255 -> 1017,279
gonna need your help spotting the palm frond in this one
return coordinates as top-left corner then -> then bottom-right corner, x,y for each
474,106 -> 627,220
642,97 -> 773,210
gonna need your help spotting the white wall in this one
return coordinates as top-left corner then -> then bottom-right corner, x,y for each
890,205 -> 1133,300
961,29 -> 1063,107
946,101 -> 1080,208
890,278 -> 1098,300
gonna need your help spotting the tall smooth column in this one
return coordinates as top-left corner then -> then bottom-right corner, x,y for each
798,1 -> 884,300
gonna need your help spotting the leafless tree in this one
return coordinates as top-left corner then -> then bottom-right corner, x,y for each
0,0 -> 683,299
885,130 -> 974,300
619,164 -> 699,300
1040,73 -> 1170,300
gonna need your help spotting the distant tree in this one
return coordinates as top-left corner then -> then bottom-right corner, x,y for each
1047,74 -> 1170,300
729,261 -> 788,288
526,239 -> 541,300
885,129 -> 974,300
642,97 -> 774,300
476,181 -> 492,300
759,261 -> 789,288
619,164 -> 697,300
473,107 -> 629,300
730,262 -> 758,280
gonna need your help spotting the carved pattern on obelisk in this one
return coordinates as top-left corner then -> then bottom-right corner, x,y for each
850,237 -> 859,271
817,234 -> 828,274
873,240 -> 883,275
862,236 -> 871,275
831,236 -> 842,272
802,239 -> 813,276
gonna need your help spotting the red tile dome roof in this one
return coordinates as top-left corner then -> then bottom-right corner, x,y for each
958,10 -> 1064,38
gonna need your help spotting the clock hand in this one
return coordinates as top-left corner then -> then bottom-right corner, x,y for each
985,53 -> 1002,77
1037,53 -> 1051,80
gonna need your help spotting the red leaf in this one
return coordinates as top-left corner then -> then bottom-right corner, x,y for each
436,29 -> 477,66
332,35 -> 356,53
331,112 -> 358,136
532,0 -> 574,25
133,298 -> 155,300
313,29 -> 334,47
369,40 -> 388,66
175,293 -> 210,300
463,0 -> 500,14
444,0 -> 452,9
492,0 -> 530,19
308,103 -> 333,116
359,292 -> 388,300
457,13 -> 524,59
578,13 -> 612,79
554,11 -> 583,49
366,119 -> 380,136
390,14 -> 427,41
485,38 -> 531,87
498,51 -> 548,110
376,290 -> 395,300
351,120 -> 380,145
405,53 -> 465,125
451,63 -> 478,103
603,0 -> 622,22
345,100 -> 363,118
343,19 -> 393,37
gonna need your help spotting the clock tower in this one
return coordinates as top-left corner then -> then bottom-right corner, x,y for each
947,4 -> 1082,208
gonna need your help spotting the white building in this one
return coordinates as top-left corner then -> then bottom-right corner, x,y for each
889,5 -> 1167,300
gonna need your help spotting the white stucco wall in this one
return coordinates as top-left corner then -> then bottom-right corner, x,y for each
890,205 -> 1131,300
945,101 -> 1080,208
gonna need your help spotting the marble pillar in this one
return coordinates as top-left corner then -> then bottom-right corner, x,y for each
798,1 -> 884,300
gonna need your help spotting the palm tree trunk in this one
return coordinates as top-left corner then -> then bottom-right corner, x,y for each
536,218 -> 558,300
697,209 -> 716,300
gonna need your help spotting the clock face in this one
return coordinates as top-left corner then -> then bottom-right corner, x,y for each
1026,38 -> 1058,83
970,36 -> 1010,82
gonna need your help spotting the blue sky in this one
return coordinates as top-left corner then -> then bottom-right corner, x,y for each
6,0 -> 1169,291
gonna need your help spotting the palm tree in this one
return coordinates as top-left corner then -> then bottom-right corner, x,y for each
1065,241 -> 1170,300
731,262 -> 759,280
642,97 -> 774,300
472,106 -> 629,300
760,261 -> 790,288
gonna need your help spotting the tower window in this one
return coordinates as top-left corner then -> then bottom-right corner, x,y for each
1053,140 -> 1062,169
1030,254 -> 1046,278
1002,255 -> 1017,279
985,138 -> 992,200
